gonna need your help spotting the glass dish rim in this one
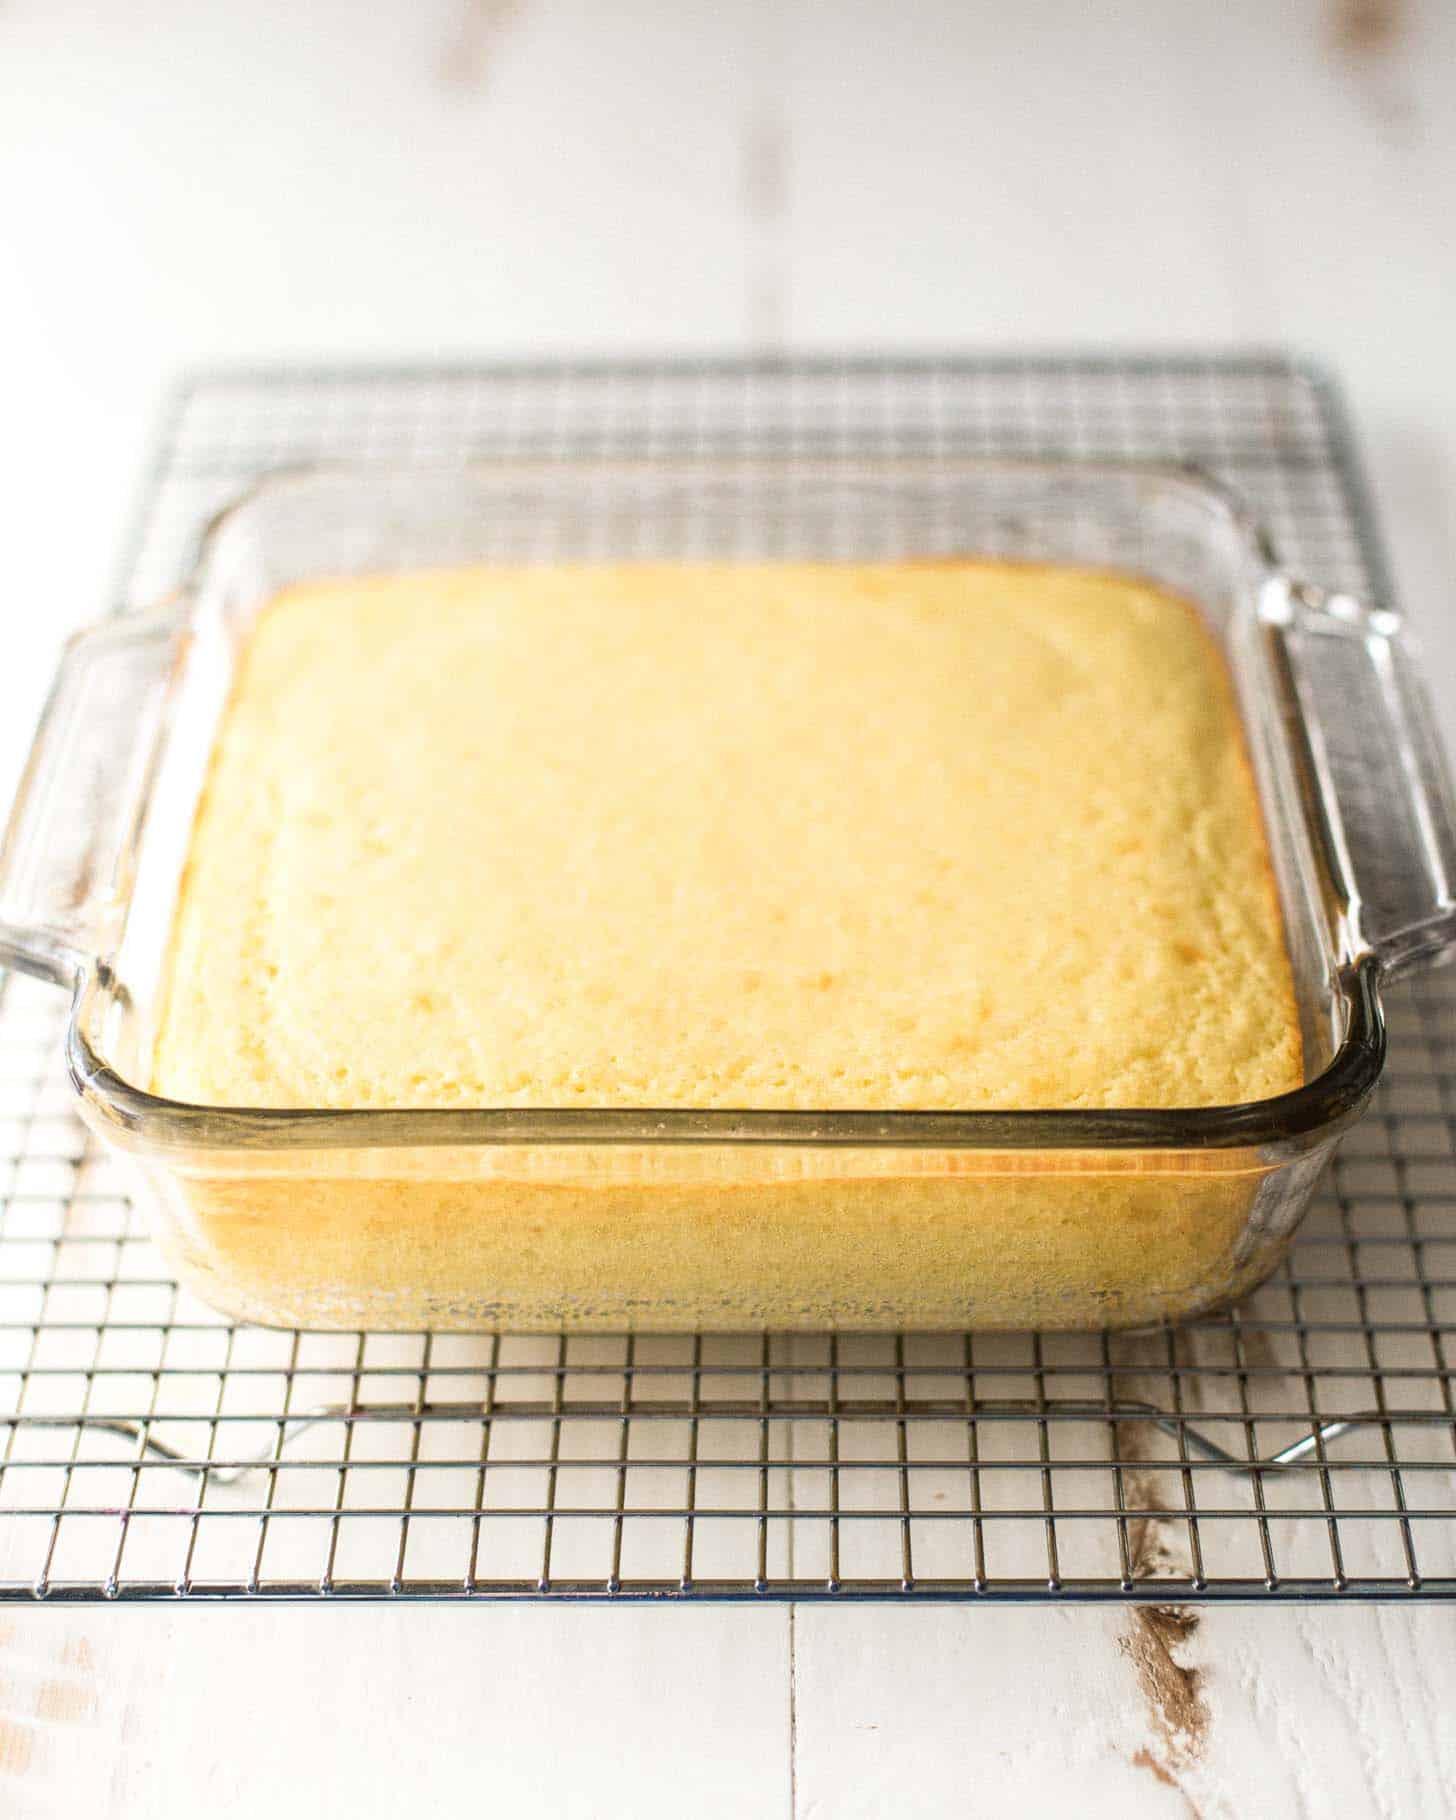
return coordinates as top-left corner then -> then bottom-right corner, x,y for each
67,455 -> 1387,1158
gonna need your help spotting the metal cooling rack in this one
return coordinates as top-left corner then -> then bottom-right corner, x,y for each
2,353 -> 1454,1604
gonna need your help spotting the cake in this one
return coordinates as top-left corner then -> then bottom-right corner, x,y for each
152,559 -> 1301,1114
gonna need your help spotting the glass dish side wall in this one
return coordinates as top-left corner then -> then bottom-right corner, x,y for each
133,1140 -> 1332,1333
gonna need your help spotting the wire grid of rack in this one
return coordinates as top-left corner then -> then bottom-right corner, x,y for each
1,353 -> 1454,1604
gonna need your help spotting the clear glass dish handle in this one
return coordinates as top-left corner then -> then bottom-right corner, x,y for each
1262,576 -> 1456,980
0,609 -> 186,988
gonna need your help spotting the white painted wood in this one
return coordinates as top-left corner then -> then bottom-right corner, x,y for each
0,1605 -> 791,1818
793,1604 -> 1456,1819
1,0 -> 1455,1814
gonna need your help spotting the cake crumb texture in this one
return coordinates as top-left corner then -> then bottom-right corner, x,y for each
152,559 -> 1302,1112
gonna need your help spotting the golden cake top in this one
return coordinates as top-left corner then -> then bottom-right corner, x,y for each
152,559 -> 1301,1111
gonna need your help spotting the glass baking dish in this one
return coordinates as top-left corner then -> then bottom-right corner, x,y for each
2,460 -> 1454,1332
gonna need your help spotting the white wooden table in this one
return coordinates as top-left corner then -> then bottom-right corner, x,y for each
1,2 -> 1455,1813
